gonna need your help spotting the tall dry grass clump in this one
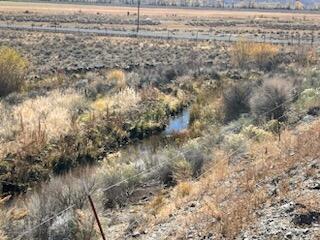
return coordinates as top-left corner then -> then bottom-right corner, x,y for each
231,40 -> 279,70
0,90 -> 86,157
13,90 -> 86,140
0,47 -> 28,97
91,87 -> 141,114
107,87 -> 141,113
107,69 -> 126,90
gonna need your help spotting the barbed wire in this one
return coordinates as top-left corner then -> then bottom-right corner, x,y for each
13,204 -> 76,240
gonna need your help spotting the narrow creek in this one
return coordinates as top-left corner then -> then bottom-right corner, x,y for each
116,108 -> 191,158
164,108 -> 190,135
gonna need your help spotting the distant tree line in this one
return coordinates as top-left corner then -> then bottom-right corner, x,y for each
38,0 -> 320,10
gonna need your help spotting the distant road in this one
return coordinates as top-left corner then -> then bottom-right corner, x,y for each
0,23 -> 319,45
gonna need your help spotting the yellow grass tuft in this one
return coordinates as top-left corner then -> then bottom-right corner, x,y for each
232,40 -> 279,68
107,69 -> 126,90
175,181 -> 193,198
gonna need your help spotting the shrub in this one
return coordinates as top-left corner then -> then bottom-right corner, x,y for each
0,102 -> 16,142
295,88 -> 320,113
91,87 -> 141,115
183,149 -> 205,177
241,125 -> 272,142
172,158 -> 193,182
223,133 -> 247,155
48,209 -> 97,240
175,182 -> 192,198
223,83 -> 252,122
6,170 -> 97,239
250,79 -> 292,121
303,69 -> 320,89
106,87 -> 141,113
250,43 -> 279,70
231,40 -> 252,68
0,47 -> 28,97
294,46 -> 318,66
264,119 -> 283,134
156,148 -> 204,186
231,40 -> 279,70
99,163 -> 142,208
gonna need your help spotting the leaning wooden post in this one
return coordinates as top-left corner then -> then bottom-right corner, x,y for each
84,183 -> 106,240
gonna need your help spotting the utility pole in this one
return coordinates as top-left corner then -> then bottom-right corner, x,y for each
137,0 -> 141,33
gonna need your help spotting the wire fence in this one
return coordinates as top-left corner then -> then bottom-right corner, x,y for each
1,23 -> 320,46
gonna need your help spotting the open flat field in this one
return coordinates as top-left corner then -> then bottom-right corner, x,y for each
1,1 -> 319,44
1,1 -> 320,20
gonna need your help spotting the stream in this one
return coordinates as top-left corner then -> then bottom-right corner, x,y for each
117,108 -> 191,158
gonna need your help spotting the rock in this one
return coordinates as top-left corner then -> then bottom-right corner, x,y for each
292,211 -> 320,226
306,181 -> 320,190
280,202 -> 295,214
301,115 -> 315,124
131,231 -> 140,238
307,106 -> 320,116
285,231 -> 293,239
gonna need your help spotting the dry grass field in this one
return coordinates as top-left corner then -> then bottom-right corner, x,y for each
1,1 -> 320,20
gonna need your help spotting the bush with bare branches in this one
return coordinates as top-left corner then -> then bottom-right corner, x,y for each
250,79 -> 292,121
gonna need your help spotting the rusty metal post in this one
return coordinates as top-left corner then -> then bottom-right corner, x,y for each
88,194 -> 106,240
84,183 -> 106,240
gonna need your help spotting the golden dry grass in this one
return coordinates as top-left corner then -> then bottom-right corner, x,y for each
0,89 -> 86,158
91,87 -> 141,114
1,1 -> 320,21
231,40 -> 279,68
107,69 -> 126,90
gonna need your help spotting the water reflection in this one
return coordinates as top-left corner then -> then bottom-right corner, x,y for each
163,108 -> 190,135
118,108 -> 191,158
